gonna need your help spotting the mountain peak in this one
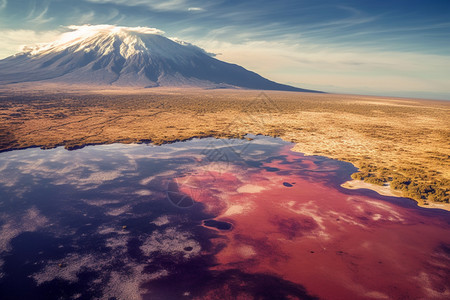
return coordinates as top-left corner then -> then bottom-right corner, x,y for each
21,25 -> 184,59
0,24 -> 320,92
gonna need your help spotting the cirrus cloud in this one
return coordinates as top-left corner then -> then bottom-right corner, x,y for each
84,0 -> 206,12
0,0 -> 7,10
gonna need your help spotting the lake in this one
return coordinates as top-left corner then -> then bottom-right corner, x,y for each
0,135 -> 449,299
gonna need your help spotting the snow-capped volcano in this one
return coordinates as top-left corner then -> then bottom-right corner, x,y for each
0,25 -> 318,92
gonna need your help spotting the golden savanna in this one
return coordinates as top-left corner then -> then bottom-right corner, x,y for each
1,87 -> 448,209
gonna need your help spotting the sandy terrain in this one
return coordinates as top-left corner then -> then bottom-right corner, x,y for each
341,180 -> 402,197
0,86 -> 448,208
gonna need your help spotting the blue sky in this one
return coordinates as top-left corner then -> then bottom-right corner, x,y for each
0,0 -> 449,99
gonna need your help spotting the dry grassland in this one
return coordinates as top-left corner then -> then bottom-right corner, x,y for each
0,87 -> 448,208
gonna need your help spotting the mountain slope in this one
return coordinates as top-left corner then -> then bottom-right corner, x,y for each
0,25 -> 320,92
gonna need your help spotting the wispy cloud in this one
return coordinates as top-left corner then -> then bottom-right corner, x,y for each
28,6 -> 53,24
77,10 -> 96,24
85,0 -> 206,12
23,0 -> 53,24
0,0 -> 7,10
188,7 -> 204,12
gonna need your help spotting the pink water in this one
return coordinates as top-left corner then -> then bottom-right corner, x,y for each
178,145 -> 450,299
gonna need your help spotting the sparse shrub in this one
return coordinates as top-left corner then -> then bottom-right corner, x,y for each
365,177 -> 385,186
351,172 -> 367,180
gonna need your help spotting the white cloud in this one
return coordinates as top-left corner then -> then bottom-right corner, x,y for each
15,25 -> 165,57
67,24 -> 164,35
0,207 -> 49,252
0,0 -> 7,10
0,29 -> 62,58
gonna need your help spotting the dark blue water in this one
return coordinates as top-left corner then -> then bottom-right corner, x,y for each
0,136 -> 323,300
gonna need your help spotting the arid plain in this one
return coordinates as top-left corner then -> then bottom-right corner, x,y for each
0,87 -> 448,209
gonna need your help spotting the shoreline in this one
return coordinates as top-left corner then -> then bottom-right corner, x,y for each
1,136 -> 448,212
341,179 -> 450,212
1,90 -> 448,206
